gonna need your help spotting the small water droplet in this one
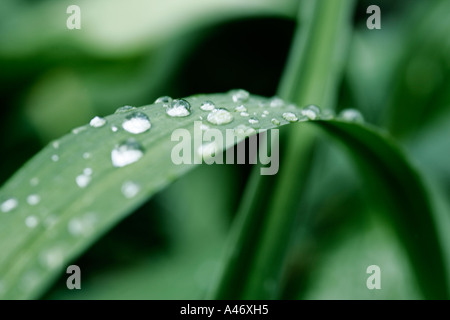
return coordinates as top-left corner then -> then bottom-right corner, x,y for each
200,124 -> 210,131
122,112 -> 151,134
40,248 -> 64,269
83,152 -> 91,160
111,139 -> 144,168
154,96 -> 172,107
248,117 -> 259,124
301,105 -> 320,120
30,177 -> 39,186
240,112 -> 249,117
234,124 -> 256,136
111,126 -> 118,132
89,116 -> 107,128
68,214 -> 97,237
282,112 -> 298,122
166,99 -> 191,117
200,100 -> 215,111
115,105 -> 136,114
321,109 -> 335,120
207,108 -> 233,125
271,118 -> 281,126
121,181 -> 140,199
25,215 -> 39,228
234,105 -> 247,112
76,174 -> 91,188
231,89 -> 250,103
338,108 -> 364,122
270,96 -> 284,108
263,110 -> 269,115
198,142 -> 220,159
52,141 -> 60,149
83,168 -> 93,176
1,198 -> 18,213
51,154 -> 59,162
27,194 -> 40,206
72,126 -> 86,134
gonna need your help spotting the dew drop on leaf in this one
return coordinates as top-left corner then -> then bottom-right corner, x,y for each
154,96 -> 172,107
121,181 -> 140,199
338,108 -> 364,122
300,105 -> 320,120
248,117 -> 259,125
231,89 -> 250,103
51,154 -> 59,162
111,126 -> 118,132
271,118 -> 281,126
234,105 -> 247,112
1,198 -> 18,213
282,112 -> 298,122
200,100 -> 215,111
25,215 -> 39,228
240,112 -> 249,117
27,194 -> 40,206
89,116 -> 107,128
76,173 -> 91,188
166,99 -> 191,117
207,108 -> 233,125
122,112 -> 151,134
269,97 -> 284,108
111,139 -> 144,168
115,105 -> 136,114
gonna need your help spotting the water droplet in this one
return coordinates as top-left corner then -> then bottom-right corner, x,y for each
1,198 -> 18,213
321,109 -> 335,120
282,112 -> 298,122
30,177 -> 39,186
115,105 -> 136,114
207,108 -> 233,125
52,141 -> 60,149
76,174 -> 91,188
40,248 -> 64,269
111,126 -> 118,132
68,214 -> 97,237
270,96 -> 284,108
154,96 -> 172,107
301,105 -> 320,120
27,194 -> 40,206
234,124 -> 256,136
197,142 -> 219,159
89,116 -> 107,128
263,110 -> 269,115
83,152 -> 91,160
234,105 -> 247,112
240,112 -> 249,117
166,99 -> 191,117
338,108 -> 364,122
200,100 -> 215,111
231,89 -> 250,103
51,154 -> 59,162
121,181 -> 140,199
83,168 -> 93,176
25,215 -> 39,228
122,112 -> 151,134
72,126 -> 86,135
200,124 -> 210,131
248,117 -> 259,125
271,118 -> 281,126
111,139 -> 144,168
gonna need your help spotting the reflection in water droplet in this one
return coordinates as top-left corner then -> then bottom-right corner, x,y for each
1,198 -> 18,213
122,112 -> 151,134
338,108 -> 364,122
231,89 -> 250,103
282,112 -> 298,122
25,215 -> 39,228
166,99 -> 191,117
207,108 -> 233,125
89,116 -> 107,128
111,139 -> 144,168
115,105 -> 136,114
27,194 -> 40,206
200,101 -> 215,111
121,181 -> 140,199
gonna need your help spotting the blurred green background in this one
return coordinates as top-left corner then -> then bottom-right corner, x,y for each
1,0 -> 449,299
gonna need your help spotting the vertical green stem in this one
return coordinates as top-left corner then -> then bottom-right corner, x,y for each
210,0 -> 355,299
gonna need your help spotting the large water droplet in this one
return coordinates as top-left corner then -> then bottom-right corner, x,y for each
200,100 -> 215,111
25,215 -> 39,228
248,117 -> 259,125
207,108 -> 233,125
301,105 -> 320,120
115,105 -> 136,114
1,198 -> 18,213
338,108 -> 364,122
234,105 -> 247,112
111,139 -> 144,168
27,194 -> 40,206
166,99 -> 191,117
89,116 -> 107,128
231,89 -> 250,103
282,112 -> 298,122
121,181 -> 140,199
154,96 -> 172,107
76,173 -> 91,188
122,112 -> 151,134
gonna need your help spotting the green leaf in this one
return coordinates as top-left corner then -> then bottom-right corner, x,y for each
315,120 -> 449,299
0,91 -> 306,299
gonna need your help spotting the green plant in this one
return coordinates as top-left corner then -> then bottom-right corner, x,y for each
0,0 -> 449,300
